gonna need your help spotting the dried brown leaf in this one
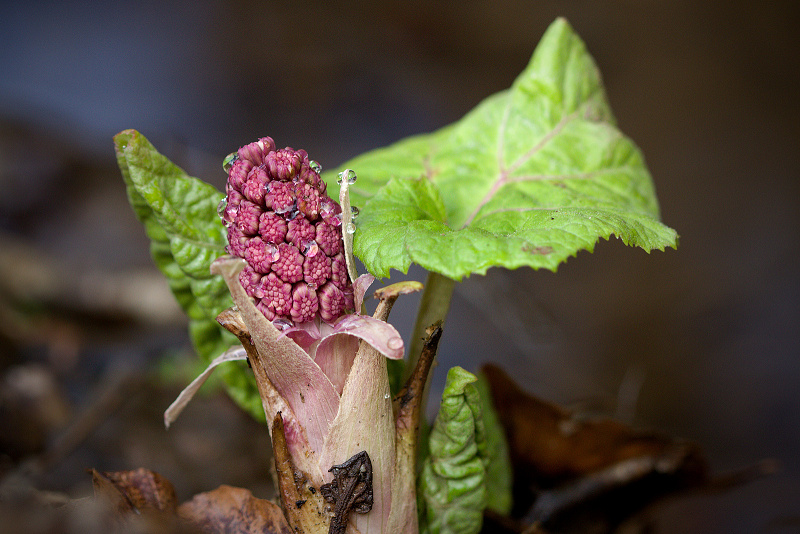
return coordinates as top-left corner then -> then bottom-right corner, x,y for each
178,485 -> 292,534
100,467 -> 178,512
482,364 -> 708,531
482,365 -> 706,487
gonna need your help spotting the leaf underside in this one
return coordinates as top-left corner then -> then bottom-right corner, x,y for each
324,18 -> 677,280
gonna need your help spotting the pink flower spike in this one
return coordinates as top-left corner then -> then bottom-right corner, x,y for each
238,264 -> 265,298
258,211 -> 288,244
266,148 -> 302,181
315,221 -> 342,256
260,272 -> 292,318
242,166 -> 269,205
317,281 -> 346,323
295,182 -> 321,220
235,199 -> 263,236
271,243 -> 303,283
298,162 -> 324,190
238,137 -> 275,165
319,197 -> 342,226
290,283 -> 319,324
303,253 -> 332,289
330,253 -> 349,290
286,217 -> 315,248
228,158 -> 253,192
226,226 -> 249,257
255,298 -> 276,321
265,181 -> 295,214
244,237 -> 274,274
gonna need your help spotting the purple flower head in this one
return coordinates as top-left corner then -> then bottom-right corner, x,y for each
244,237 -> 276,274
238,137 -> 276,166
330,253 -> 349,290
319,197 -> 343,227
258,212 -> 288,244
318,281 -> 346,323
228,158 -> 253,192
303,251 -> 332,287
239,264 -> 265,299
221,188 -> 243,228
315,221 -> 342,256
226,226 -> 249,257
260,272 -> 293,320
290,283 -> 319,323
298,162 -> 326,193
242,166 -> 269,205
265,181 -> 295,214
266,148 -> 303,181
295,181 -> 321,219
221,138 -> 354,328
235,199 -> 263,236
271,243 -> 304,283
286,217 -> 315,248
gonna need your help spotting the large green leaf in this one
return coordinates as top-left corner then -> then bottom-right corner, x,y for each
324,18 -> 677,280
419,367 -> 489,534
114,130 -> 262,420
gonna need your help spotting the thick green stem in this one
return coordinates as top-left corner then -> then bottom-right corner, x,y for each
406,271 -> 456,380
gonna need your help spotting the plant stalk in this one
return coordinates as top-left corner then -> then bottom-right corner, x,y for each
406,271 -> 455,381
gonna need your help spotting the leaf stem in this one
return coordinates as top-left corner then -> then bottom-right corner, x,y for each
406,271 -> 455,380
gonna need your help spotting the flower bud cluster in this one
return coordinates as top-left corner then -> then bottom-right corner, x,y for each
219,137 -> 353,326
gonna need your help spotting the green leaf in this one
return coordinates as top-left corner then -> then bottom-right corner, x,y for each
419,367 -> 488,534
114,130 -> 262,421
324,18 -> 677,280
474,373 -> 512,515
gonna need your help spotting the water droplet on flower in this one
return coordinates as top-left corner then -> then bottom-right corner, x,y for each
309,160 -> 322,173
336,169 -> 357,185
387,337 -> 403,350
320,198 -> 335,216
345,222 -> 356,234
266,243 -> 280,261
223,152 -> 238,173
273,318 -> 293,331
301,239 -> 319,257
326,213 -> 343,227
275,202 -> 296,215
350,206 -> 360,219
217,197 -> 234,227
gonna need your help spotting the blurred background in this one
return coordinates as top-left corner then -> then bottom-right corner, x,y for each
1,1 -> 798,532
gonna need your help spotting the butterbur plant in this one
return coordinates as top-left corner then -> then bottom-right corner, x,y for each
115,19 -> 677,534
